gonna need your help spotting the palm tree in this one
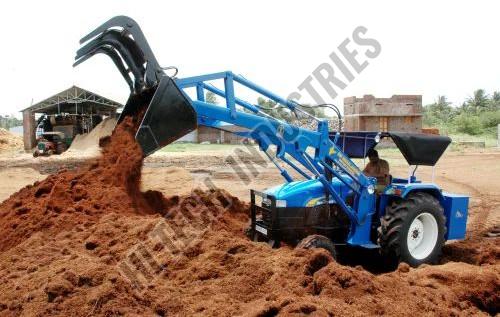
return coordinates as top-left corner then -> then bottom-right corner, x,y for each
466,89 -> 489,113
488,91 -> 500,111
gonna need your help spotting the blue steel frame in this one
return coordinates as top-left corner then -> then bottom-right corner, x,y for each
73,16 -> 465,247
175,71 -> 377,245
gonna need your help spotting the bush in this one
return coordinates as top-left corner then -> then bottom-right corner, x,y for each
479,110 -> 500,128
453,114 -> 482,135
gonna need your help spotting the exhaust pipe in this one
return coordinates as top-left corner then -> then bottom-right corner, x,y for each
74,16 -> 197,156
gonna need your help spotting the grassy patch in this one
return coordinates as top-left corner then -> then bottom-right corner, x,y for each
448,133 -> 497,148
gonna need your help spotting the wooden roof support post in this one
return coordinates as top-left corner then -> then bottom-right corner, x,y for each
22,110 -> 36,151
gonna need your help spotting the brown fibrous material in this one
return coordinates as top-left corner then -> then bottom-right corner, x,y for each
0,116 -> 497,316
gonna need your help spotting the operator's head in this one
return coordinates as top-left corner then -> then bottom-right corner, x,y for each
367,148 -> 379,163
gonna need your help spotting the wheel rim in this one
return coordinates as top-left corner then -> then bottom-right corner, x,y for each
407,212 -> 438,260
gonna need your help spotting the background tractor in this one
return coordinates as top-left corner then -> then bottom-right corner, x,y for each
33,131 -> 67,157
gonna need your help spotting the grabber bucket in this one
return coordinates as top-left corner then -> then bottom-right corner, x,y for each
73,16 -> 197,156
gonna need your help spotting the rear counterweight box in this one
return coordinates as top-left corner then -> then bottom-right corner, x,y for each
442,193 -> 469,240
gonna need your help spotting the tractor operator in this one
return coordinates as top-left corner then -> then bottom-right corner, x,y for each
363,149 -> 390,191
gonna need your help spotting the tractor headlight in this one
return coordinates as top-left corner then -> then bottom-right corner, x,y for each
276,200 -> 287,208
367,185 -> 375,195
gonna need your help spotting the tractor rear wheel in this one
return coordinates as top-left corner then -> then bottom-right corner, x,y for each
378,192 -> 446,267
297,234 -> 337,260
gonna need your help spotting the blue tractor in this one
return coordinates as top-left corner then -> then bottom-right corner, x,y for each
74,16 -> 469,267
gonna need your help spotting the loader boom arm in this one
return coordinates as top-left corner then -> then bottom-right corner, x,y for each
74,16 -> 377,242
174,71 -> 376,230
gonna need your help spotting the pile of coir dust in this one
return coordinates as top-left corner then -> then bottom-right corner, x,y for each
0,128 -> 22,152
64,117 -> 118,157
0,117 -> 497,316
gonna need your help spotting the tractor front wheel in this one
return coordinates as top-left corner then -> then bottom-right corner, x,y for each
297,234 -> 337,260
378,192 -> 446,267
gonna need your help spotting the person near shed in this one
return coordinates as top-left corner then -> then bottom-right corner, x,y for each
363,149 -> 390,191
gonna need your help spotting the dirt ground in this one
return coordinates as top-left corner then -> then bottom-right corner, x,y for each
2,145 -> 498,231
0,132 -> 498,316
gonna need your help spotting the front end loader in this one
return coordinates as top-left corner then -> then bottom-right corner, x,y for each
74,16 -> 469,267
75,16 -> 197,156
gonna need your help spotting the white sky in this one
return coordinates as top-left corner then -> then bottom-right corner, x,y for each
1,0 -> 499,118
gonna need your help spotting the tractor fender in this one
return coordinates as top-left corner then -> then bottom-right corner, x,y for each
379,184 -> 444,218
400,183 -> 444,203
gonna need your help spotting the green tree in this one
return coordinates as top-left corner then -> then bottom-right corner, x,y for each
0,115 -> 22,130
487,91 -> 500,111
423,95 -> 455,127
255,98 -> 331,122
257,97 -> 277,109
298,104 -> 328,118
205,91 -> 218,104
256,97 -> 289,121
479,110 -> 500,129
453,113 -> 482,135
422,89 -> 500,136
434,96 -> 452,113
464,89 -> 489,113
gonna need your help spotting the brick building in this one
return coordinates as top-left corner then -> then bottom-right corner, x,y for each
197,126 -> 247,144
343,95 -> 422,132
177,125 -> 249,144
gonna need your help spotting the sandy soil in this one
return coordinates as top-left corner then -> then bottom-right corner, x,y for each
0,168 -> 46,202
0,133 -> 498,316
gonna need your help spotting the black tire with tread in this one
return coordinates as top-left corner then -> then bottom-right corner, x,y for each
377,192 -> 446,267
297,234 -> 337,260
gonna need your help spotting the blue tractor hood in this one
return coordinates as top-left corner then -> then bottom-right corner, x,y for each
264,176 -> 354,208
